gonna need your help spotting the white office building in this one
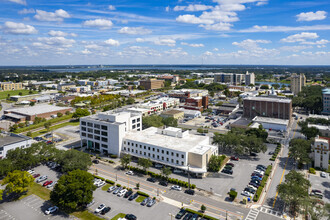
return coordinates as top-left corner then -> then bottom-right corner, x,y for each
122,127 -> 218,177
137,97 -> 179,114
80,111 -> 142,156
312,136 -> 330,170
0,133 -> 32,158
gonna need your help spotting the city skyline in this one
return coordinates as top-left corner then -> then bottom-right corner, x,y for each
0,0 -> 329,65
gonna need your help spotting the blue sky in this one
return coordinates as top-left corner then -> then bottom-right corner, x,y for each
0,0 -> 329,65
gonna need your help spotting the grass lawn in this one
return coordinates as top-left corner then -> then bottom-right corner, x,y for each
0,90 -> 38,100
30,121 -> 80,138
72,210 -> 104,220
135,195 -> 146,203
20,182 -> 51,201
111,213 -> 126,220
101,183 -> 111,191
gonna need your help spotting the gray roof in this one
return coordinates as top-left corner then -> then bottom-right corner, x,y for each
6,104 -> 71,116
0,133 -> 31,147
243,96 -> 292,103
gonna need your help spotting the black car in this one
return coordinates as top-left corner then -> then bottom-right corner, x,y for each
249,182 -> 259,188
256,165 -> 266,171
34,137 -> 44,141
250,152 -> 257,157
257,164 -> 267,169
92,159 -> 99,164
125,214 -> 137,220
175,209 -> 186,219
221,169 -> 233,175
124,190 -> 133,198
128,193 -> 138,201
159,181 -> 168,186
147,177 -> 156,183
101,207 -> 111,215
191,213 -> 199,220
183,213 -> 193,220
184,189 -> 195,195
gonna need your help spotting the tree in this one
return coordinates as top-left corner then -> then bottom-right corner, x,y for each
2,170 -> 34,197
120,154 -> 131,169
126,97 -> 135,105
201,204 -> 206,213
137,158 -> 152,172
207,155 -> 221,172
289,139 -> 312,165
299,123 -> 319,140
162,117 -> 178,127
72,108 -> 90,118
215,101 -> 223,106
209,91 -> 215,97
142,115 -> 164,129
18,92 -> 23,96
50,170 -> 96,212
44,122 -> 51,132
26,131 -> 32,137
161,166 -> 172,179
260,84 -> 269,89
272,84 -> 280,89
65,111 -> 71,115
57,150 -> 92,173
277,170 -> 311,216
57,112 -> 63,117
29,102 -> 35,106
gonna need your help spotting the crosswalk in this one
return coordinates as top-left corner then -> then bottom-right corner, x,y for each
245,209 -> 259,220
259,206 -> 283,218
0,210 -> 16,220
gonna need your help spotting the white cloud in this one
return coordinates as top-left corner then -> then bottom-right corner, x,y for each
176,14 -> 214,25
37,36 -> 76,47
81,49 -> 92,54
165,6 -> 170,12
181,42 -> 204,47
281,32 -> 319,43
174,4 -> 213,12
18,8 -> 35,14
3,21 -> 37,35
296,11 -> 327,22
118,27 -> 152,35
108,5 -> 116,10
34,9 -> 70,22
104,39 -> 120,46
154,38 -> 176,47
203,51 -> 213,56
301,39 -> 329,45
83,19 -> 113,29
85,44 -> 103,50
136,38 -> 145,43
7,0 -> 26,5
213,48 -> 219,51
48,30 -> 77,37
200,22 -> 232,31
232,39 -> 271,50
239,25 -> 330,33
280,45 -> 312,52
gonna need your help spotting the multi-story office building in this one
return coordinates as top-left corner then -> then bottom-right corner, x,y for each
312,136 -> 330,170
214,73 -> 250,85
0,82 -> 23,91
168,89 -> 208,102
290,73 -> 306,95
245,71 -> 255,86
180,96 -> 209,112
80,111 -> 142,155
243,96 -> 292,120
322,88 -> 330,114
139,78 -> 164,90
122,127 -> 218,177
137,97 -> 179,114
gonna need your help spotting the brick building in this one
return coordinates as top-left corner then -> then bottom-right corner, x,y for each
243,96 -> 292,121
180,96 -> 208,112
139,79 -> 164,90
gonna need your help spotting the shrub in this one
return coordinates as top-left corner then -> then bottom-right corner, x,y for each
185,208 -> 218,220
309,168 -> 316,174
116,184 -> 121,187
264,165 -> 272,176
191,184 -> 196,189
137,191 -> 149,197
253,187 -> 263,202
201,204 -> 206,212
110,154 -> 118,158
108,160 -> 115,164
106,179 -> 115,185
228,190 -> 237,200
93,175 -> 105,181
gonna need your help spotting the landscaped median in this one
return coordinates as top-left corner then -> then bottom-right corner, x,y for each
185,208 -> 219,220
29,120 -> 80,138
270,143 -> 281,161
253,165 -> 273,202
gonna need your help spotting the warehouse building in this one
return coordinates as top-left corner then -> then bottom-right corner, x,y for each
0,133 -> 32,158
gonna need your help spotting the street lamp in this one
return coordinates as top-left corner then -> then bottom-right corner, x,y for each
187,164 -> 191,190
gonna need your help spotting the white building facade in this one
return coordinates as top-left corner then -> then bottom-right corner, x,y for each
312,136 -> 330,170
0,133 -> 32,158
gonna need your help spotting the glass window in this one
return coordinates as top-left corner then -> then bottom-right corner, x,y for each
102,137 -> 108,142
162,156 -> 164,160
102,144 -> 107,148
162,150 -> 164,154
166,158 -> 169,162
176,160 -> 179,164
148,153 -> 150,157
101,125 -> 107,130
152,148 -> 155,151
87,122 -> 93,127
95,136 -> 100,140
181,154 -> 184,158
94,124 -> 100,129
81,121 -> 86,125
176,153 -> 179,157
171,159 -> 174,163
181,161 -> 184,165
144,152 -> 146,156
133,119 -> 136,123
157,149 -> 159,152
94,129 -> 100,134
137,118 -> 140,122
148,147 -> 150,150
82,132 -> 86,137
166,151 -> 169,155
171,152 -> 174,156
88,134 -> 93,138
88,128 -> 93,133
157,155 -> 159,159
81,127 -> 86,131
101,131 -> 107,136
144,146 -> 146,149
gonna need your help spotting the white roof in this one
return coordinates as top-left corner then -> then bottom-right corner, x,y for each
124,127 -> 210,153
252,116 -> 289,126
244,96 -> 292,103
7,105 -> 71,116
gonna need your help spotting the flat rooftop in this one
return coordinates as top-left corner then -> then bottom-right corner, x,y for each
0,133 -> 31,147
244,96 -> 292,103
6,105 -> 71,116
124,127 -> 209,153
161,109 -> 183,115
253,116 -> 289,125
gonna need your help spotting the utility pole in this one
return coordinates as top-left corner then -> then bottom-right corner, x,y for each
187,164 -> 191,190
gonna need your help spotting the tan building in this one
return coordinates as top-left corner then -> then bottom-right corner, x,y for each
290,73 -> 306,95
139,79 -> 164,90
57,83 -> 76,91
0,82 -> 23,91
160,109 -> 184,119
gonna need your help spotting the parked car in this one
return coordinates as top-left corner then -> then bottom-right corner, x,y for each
125,171 -> 134,175
36,175 -> 48,183
34,137 -> 44,141
310,192 -> 323,199
248,185 -> 258,191
191,213 -> 199,220
44,133 -> 52,138
43,181 -> 53,187
159,181 -> 168,186
268,151 -> 274,155
101,207 -> 111,215
257,165 -> 267,169
27,169 -> 35,174
224,165 -> 232,170
147,199 -> 156,207
147,177 -> 156,183
251,172 -> 263,178
33,174 -> 40,178
250,152 -> 258,157
141,197 -> 151,206
155,164 -> 163,168
125,214 -> 137,220
47,181 -> 56,188
175,209 -> 186,219
128,193 -> 138,201
183,213 -> 193,220
249,182 -> 259,188
113,187 -> 122,194
230,156 -> 239,161
184,189 -> 195,195
221,169 -> 233,175
107,186 -> 116,192
117,189 -> 127,197
241,191 -> 253,197
124,190 -> 133,198
320,172 -> 327,178
45,206 -> 58,215
95,204 -> 106,213
244,187 -> 256,194
171,185 -> 182,191
312,189 -> 322,194
92,159 -> 99,164
251,176 -> 262,181
226,163 -> 235,167
173,169 -> 184,174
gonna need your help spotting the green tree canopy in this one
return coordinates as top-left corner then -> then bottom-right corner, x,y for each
120,154 -> 131,169
161,166 -> 172,179
72,108 -> 90,118
142,115 -> 164,128
289,138 -> 312,164
162,117 -> 178,127
50,170 -> 96,212
57,150 -> 92,173
137,158 -> 152,172
2,170 -> 34,197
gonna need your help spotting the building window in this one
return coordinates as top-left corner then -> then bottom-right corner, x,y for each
88,128 -> 93,133
127,142 -> 130,145
166,158 -> 169,162
152,148 -> 155,151
157,149 -> 159,152
81,121 -> 86,125
148,147 -> 150,150
87,122 -> 93,127
127,148 -> 130,152
171,159 -> 174,163
88,134 -> 93,138
94,129 -> 100,134
137,124 -> 140,128
132,125 -> 136,129
162,156 -> 164,160
136,144 -> 138,147
101,125 -> 107,130
171,152 -> 174,156
166,151 -> 169,155
176,160 -> 179,164
157,155 -> 159,159
102,137 -> 108,142
144,146 -> 146,149
124,141 -> 126,145
124,147 -> 126,151
81,127 -> 86,131
144,152 -> 146,156
131,142 -> 134,146
102,144 -> 107,148
176,153 -> 179,157
101,131 -> 107,136
140,151 -> 142,155
181,154 -> 184,158
181,162 -> 184,165
133,119 -> 136,123
94,124 -> 100,129
162,150 -> 164,154
148,153 -> 150,157
153,154 -> 155,158
95,136 -> 100,140
82,132 -> 86,137
137,118 -> 140,122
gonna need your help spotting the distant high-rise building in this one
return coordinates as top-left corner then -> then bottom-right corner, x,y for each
290,73 -> 306,95
214,73 -> 246,85
245,71 -> 255,86
139,78 -> 164,90
322,88 -> 330,114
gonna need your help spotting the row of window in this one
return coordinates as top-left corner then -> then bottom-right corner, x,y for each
123,147 -> 184,165
81,133 -> 108,142
81,121 -> 108,130
81,126 -> 108,136
123,141 -> 184,159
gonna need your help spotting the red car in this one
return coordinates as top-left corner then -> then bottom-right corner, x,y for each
33,174 -> 40,178
230,156 -> 239,161
43,181 -> 53,187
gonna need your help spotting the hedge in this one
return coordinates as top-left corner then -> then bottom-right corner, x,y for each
116,184 -> 121,187
110,154 -> 118,159
270,145 -> 281,161
108,160 -> 115,164
106,179 -> 115,185
309,168 -> 316,174
253,165 -> 272,202
185,208 -> 218,220
228,190 -> 237,200
93,175 -> 105,181
137,191 -> 150,197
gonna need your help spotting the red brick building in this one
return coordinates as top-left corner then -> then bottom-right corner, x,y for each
180,96 -> 208,112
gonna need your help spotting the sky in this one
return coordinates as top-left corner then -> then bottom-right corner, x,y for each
0,0 -> 329,65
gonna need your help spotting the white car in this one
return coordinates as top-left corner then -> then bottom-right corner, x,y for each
171,185 -> 182,191
45,206 -> 58,215
241,191 -> 252,197
36,175 -> 48,183
253,170 -> 264,175
320,172 -> 327,178
95,203 -> 106,213
248,185 -> 258,191
95,180 -> 105,187
155,164 -> 163,168
173,169 -> 184,174
125,171 -> 134,175
117,189 -> 127,197
27,169 -> 35,174
107,186 -> 116,192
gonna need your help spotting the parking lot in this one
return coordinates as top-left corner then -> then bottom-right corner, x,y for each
308,171 -> 330,204
32,164 -> 62,188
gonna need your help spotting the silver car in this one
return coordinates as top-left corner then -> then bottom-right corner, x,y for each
36,175 -> 48,183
